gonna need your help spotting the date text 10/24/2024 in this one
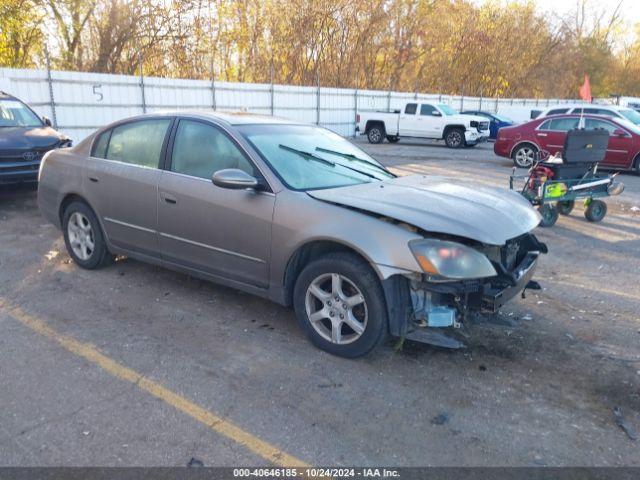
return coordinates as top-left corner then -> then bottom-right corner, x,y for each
233,468 -> 400,478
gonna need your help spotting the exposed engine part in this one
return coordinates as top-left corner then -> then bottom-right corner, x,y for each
409,281 -> 458,328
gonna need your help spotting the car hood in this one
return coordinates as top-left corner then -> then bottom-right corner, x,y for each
307,175 -> 541,245
0,126 -> 66,151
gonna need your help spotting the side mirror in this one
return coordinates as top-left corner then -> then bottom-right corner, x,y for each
43,116 -> 52,127
612,128 -> 628,137
431,111 -> 442,117
212,168 -> 259,190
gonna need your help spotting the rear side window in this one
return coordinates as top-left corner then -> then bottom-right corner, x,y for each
547,108 -> 569,116
105,119 -> 172,168
405,103 -> 417,115
548,118 -> 580,131
92,130 -> 111,158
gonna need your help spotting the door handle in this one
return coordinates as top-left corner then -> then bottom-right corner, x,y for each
88,176 -> 99,183
161,193 -> 177,205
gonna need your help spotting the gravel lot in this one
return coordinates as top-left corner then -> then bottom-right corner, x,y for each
1,138 -> 639,467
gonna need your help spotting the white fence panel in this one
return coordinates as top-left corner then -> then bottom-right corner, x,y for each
1,67 -> 582,142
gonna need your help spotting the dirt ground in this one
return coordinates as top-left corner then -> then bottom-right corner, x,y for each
0,139 -> 638,466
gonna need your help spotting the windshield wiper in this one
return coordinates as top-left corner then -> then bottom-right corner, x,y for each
315,147 -> 393,176
278,144 -> 377,179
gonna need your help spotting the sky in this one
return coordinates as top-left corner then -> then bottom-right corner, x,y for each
476,0 -> 640,26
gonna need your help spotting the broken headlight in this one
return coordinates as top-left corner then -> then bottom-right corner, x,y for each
409,239 -> 497,280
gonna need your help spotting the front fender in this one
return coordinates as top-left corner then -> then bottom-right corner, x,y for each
269,190 -> 423,287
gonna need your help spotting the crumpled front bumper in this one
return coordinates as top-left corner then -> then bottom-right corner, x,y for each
382,233 -> 547,347
481,251 -> 539,313
465,130 -> 489,145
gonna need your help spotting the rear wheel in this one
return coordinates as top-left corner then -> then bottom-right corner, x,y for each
513,144 -> 537,168
585,199 -> 607,222
293,253 -> 388,358
367,125 -> 385,144
538,204 -> 558,227
557,200 -> 575,216
62,201 -> 112,269
444,128 -> 465,148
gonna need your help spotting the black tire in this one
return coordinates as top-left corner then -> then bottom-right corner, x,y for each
538,204 -> 558,227
557,200 -> 575,216
444,128 -> 465,148
584,199 -> 607,222
512,144 -> 538,168
293,253 -> 388,358
634,154 -> 640,175
367,125 -> 385,144
386,135 -> 400,143
62,200 -> 112,269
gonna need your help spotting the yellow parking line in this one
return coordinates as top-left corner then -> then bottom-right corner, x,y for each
0,299 -> 308,467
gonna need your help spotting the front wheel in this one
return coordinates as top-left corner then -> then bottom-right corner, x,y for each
63,201 -> 112,269
444,128 -> 465,148
513,144 -> 537,168
538,204 -> 558,227
585,199 -> 607,222
293,253 -> 388,358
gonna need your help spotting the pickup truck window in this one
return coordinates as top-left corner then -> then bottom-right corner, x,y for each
438,104 -> 458,116
405,103 -> 417,115
420,104 -> 437,116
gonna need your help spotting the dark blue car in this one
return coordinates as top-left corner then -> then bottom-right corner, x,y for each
461,110 -> 513,140
0,92 -> 71,185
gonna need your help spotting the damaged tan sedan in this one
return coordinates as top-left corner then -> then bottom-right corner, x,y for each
38,112 -> 547,357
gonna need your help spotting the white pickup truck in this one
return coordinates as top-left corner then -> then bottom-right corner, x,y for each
356,102 -> 490,148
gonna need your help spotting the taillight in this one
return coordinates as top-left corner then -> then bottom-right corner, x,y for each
356,114 -> 360,123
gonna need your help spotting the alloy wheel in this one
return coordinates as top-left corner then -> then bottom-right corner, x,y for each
67,212 -> 95,260
514,146 -> 535,168
304,273 -> 368,345
446,130 -> 463,147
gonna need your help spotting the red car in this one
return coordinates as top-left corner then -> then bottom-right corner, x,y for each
494,114 -> 640,171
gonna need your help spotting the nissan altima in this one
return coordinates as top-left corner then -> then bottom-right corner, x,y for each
38,111 -> 546,357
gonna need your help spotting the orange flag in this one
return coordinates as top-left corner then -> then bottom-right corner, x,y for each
579,75 -> 592,102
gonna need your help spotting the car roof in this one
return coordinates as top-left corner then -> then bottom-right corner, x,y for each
532,113 -> 635,129
537,113 -> 620,121
144,109 -> 300,126
0,91 -> 19,101
542,103 -> 629,112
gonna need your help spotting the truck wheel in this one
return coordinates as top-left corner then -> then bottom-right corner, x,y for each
557,200 -> 575,215
386,135 -> 400,143
538,204 -> 558,227
367,125 -> 385,144
584,200 -> 607,222
293,253 -> 388,358
444,128 -> 465,148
